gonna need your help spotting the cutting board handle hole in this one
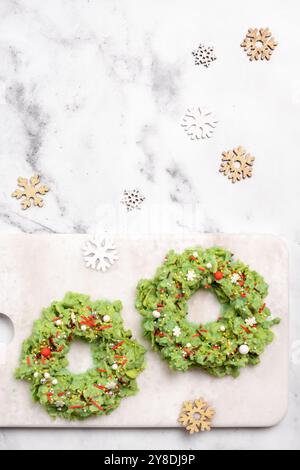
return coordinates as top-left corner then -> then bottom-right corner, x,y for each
0,313 -> 15,345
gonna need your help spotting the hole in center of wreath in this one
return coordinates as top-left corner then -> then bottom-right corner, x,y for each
193,412 -> 201,421
234,159 -> 242,169
0,313 -> 14,344
188,290 -> 221,325
67,340 -> 94,374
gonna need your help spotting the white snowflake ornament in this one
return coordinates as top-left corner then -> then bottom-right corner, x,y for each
186,270 -> 196,282
231,273 -> 240,284
121,188 -> 145,212
245,317 -> 257,327
173,326 -> 181,338
181,107 -> 218,140
192,44 -> 217,68
82,237 -> 119,272
106,381 -> 117,390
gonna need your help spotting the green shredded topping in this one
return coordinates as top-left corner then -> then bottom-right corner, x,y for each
136,246 -> 280,378
16,292 -> 146,420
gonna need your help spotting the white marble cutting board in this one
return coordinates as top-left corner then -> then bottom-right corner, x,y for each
0,234 -> 288,428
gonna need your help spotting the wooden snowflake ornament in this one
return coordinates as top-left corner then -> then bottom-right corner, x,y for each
241,28 -> 278,61
219,146 -> 255,183
12,175 -> 49,210
179,398 -> 215,434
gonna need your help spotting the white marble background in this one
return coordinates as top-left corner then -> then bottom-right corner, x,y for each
0,0 -> 299,450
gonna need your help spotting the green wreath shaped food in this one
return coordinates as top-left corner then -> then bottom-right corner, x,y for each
16,293 -> 146,420
136,246 -> 280,378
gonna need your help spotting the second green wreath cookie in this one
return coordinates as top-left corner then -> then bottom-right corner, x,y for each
136,246 -> 280,378
16,292 -> 146,420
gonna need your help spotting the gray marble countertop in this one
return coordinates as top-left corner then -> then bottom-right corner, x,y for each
0,0 -> 299,450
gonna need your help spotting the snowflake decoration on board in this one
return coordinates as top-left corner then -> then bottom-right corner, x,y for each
219,146 -> 255,183
192,43 -> 216,68
181,107 -> 218,140
11,175 -> 49,210
241,28 -> 278,61
82,237 -> 118,272
178,398 -> 215,434
121,188 -> 145,212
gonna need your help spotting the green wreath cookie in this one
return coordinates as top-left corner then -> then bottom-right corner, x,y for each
136,246 -> 280,378
16,293 -> 146,420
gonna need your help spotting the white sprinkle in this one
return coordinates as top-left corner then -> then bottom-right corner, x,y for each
81,325 -> 87,331
103,315 -> 111,323
112,363 -> 118,370
220,325 -> 226,332
186,343 -> 192,348
33,372 -> 39,378
44,373 -> 50,379
55,319 -> 62,326
52,379 -> 58,386
152,310 -> 161,319
239,344 -> 250,355
206,263 -> 212,269
192,251 -> 199,258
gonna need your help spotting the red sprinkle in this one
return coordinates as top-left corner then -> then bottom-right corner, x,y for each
204,284 -> 212,289
94,384 -> 107,392
176,293 -> 184,299
121,358 -> 128,367
192,329 -> 208,338
112,341 -> 125,351
80,315 -> 96,328
197,266 -> 206,272
97,325 -> 112,331
259,303 -> 266,313
69,405 -> 84,410
241,293 -> 247,298
97,369 -> 107,373
240,324 -> 251,334
52,317 -> 61,322
58,392 -> 65,397
47,392 -> 53,402
90,400 -> 104,411
26,356 -> 31,367
212,345 -> 221,350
